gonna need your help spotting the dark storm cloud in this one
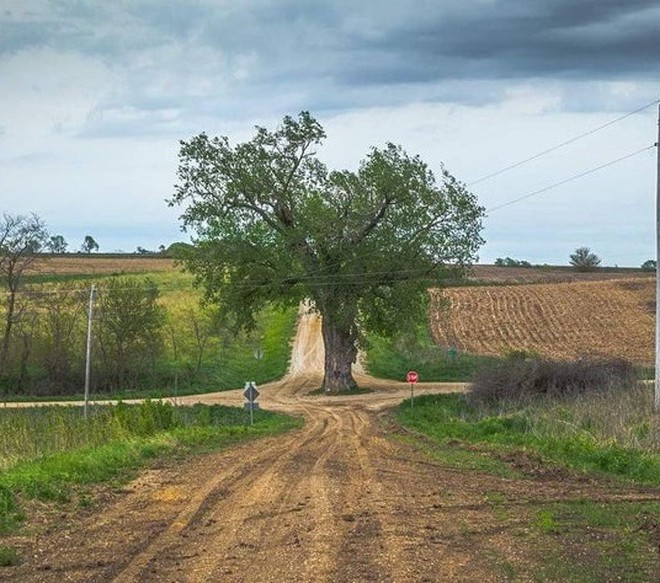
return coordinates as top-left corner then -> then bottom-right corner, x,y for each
335,0 -> 660,85
4,1 -> 658,84
7,1 -> 660,73
3,0 -> 656,139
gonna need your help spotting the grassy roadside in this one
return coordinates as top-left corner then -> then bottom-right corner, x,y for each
0,402 -> 302,543
365,331 -> 498,382
394,390 -> 659,581
396,391 -> 659,486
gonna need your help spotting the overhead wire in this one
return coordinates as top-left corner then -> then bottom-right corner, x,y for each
3,136 -> 655,297
468,98 -> 659,187
485,144 -> 655,214
2,98 -> 657,294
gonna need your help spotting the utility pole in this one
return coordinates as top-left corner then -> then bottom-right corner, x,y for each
656,104 -> 660,411
84,284 -> 96,419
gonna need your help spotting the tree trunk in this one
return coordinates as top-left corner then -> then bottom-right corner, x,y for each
18,332 -> 31,392
321,316 -> 358,393
0,290 -> 16,375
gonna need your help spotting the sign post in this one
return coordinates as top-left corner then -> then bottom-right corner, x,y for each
243,381 -> 260,425
406,370 -> 419,409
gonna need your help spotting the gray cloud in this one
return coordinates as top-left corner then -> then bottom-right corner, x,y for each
338,0 -> 660,86
6,2 -> 658,78
3,0 -> 658,139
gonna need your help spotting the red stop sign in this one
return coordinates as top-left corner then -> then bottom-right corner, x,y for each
406,370 -> 419,384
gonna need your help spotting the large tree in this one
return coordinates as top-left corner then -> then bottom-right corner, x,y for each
169,112 -> 484,392
81,235 -> 99,253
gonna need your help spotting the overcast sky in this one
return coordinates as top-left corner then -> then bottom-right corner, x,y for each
1,0 -> 658,265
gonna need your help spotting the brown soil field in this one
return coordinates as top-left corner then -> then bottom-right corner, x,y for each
23,257 -> 655,367
431,277 -> 655,365
28,256 -> 176,275
3,313 -> 658,582
469,265 -> 651,285
28,257 -> 648,283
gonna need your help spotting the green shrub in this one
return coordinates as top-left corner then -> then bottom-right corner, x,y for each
569,246 -> 601,272
641,259 -> 656,272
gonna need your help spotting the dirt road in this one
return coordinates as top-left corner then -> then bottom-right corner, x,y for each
4,312 -> 657,581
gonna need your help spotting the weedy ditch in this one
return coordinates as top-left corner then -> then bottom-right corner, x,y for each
397,386 -> 659,486
0,401 -> 302,540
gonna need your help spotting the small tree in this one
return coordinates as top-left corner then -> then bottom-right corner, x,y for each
48,235 -> 68,253
570,247 -> 601,272
641,259 -> 656,272
81,235 -> 99,253
0,213 -> 49,375
35,286 -> 87,394
96,277 -> 165,390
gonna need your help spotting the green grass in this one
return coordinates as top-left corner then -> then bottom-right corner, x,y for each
0,401 -> 302,533
527,500 -> 660,582
0,545 -> 20,567
396,391 -> 660,486
365,332 -> 499,382
395,392 -> 659,580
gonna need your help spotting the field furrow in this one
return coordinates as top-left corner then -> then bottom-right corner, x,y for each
431,278 -> 654,364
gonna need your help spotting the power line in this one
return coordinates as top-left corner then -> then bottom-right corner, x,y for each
486,144 -> 655,214
3,143 -> 653,297
468,98 -> 660,187
0,265 -> 471,297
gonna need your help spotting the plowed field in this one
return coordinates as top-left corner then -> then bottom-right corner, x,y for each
430,277 -> 655,365
28,256 -> 175,275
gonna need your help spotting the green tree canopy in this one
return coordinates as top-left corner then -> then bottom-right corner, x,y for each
48,234 -> 68,253
570,246 -> 601,272
169,112 -> 485,392
81,235 -> 99,253
641,259 -> 656,272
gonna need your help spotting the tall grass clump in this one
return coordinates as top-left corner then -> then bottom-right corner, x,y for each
0,401 -> 177,472
469,355 -> 658,454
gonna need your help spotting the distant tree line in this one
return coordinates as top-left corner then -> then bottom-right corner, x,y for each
0,213 -> 223,396
495,247 -> 654,273
494,257 -> 532,268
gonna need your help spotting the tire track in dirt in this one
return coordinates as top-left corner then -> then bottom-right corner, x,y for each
112,403 -> 336,582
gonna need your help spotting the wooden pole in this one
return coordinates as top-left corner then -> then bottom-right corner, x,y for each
655,105 -> 660,411
84,284 -> 95,418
